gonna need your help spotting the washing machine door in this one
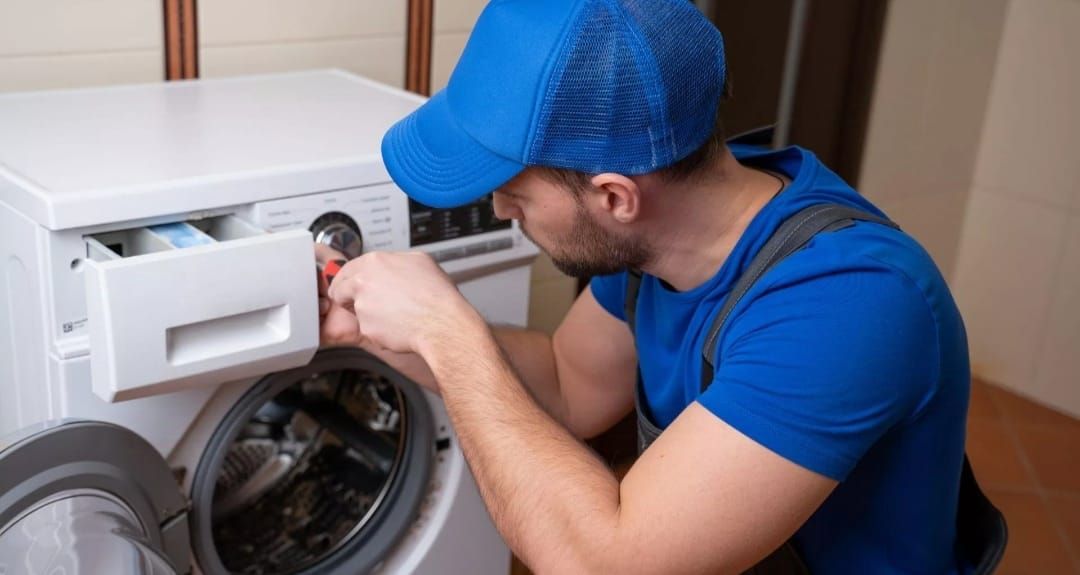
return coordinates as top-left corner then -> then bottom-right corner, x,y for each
0,420 -> 191,574
189,348 -> 435,574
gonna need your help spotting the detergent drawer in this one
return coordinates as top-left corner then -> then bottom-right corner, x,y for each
83,215 -> 319,402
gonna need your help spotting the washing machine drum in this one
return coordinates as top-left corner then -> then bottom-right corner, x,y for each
189,347 -> 435,575
0,420 -> 192,574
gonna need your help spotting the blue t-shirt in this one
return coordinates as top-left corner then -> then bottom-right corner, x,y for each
591,145 -> 970,574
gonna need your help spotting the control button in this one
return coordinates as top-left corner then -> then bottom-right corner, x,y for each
433,247 -> 467,262
464,242 -> 490,257
486,237 -> 514,251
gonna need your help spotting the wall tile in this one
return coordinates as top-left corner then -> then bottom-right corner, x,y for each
1033,216 -> 1080,419
918,0 -> 1008,191
0,51 -> 163,93
952,189 -> 1069,391
0,0 -> 162,56
434,0 -> 487,33
200,0 -> 406,46
974,0 -> 1080,209
200,36 -> 406,88
431,32 -> 468,92
857,0 -> 937,203
527,276 -> 578,336
875,185 -> 969,281
531,253 -> 574,283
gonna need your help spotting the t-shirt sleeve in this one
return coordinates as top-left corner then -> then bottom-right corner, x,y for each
697,255 -> 939,481
588,271 -> 629,322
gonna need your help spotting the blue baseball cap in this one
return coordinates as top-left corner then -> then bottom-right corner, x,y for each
381,0 -> 726,208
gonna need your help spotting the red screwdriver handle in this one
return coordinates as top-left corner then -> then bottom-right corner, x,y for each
321,258 -> 348,286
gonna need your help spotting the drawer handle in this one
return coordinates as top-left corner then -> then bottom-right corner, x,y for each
166,305 -> 290,365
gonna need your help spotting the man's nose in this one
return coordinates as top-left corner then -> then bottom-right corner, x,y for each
492,192 -> 522,221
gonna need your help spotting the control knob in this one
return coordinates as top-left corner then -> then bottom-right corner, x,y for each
310,212 -> 364,260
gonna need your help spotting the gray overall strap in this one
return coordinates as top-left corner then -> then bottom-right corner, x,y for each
698,204 -> 898,390
626,270 -> 663,452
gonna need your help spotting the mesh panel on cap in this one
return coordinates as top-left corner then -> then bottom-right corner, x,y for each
527,0 -> 725,175
625,0 -> 726,162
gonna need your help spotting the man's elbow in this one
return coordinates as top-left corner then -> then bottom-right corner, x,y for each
528,545 -> 615,575
527,531 -> 668,575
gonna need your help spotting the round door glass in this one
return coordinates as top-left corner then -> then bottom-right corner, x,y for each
198,361 -> 422,574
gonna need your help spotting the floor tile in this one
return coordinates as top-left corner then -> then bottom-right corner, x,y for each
987,490 -> 1076,574
969,378 -> 1002,420
1046,493 -> 1080,570
1014,424 -> 1080,492
966,417 -> 1036,489
990,385 -> 1080,430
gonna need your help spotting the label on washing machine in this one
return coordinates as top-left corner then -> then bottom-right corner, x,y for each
60,317 -> 88,335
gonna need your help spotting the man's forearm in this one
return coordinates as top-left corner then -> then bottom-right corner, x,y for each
359,324 -> 572,425
489,326 -> 574,429
422,321 -> 621,573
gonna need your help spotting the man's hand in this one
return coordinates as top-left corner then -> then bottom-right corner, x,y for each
314,244 -> 442,391
315,243 -> 362,347
326,250 -> 485,355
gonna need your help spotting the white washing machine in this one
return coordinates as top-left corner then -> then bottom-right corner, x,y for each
0,70 -> 537,574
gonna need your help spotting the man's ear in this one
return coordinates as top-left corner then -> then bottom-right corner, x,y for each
588,173 -> 640,223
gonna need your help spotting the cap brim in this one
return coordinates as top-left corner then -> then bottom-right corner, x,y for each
381,90 -> 524,208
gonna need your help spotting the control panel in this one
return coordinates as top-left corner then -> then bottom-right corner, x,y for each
245,183 -> 410,254
243,184 -> 529,270
408,197 -> 511,246
408,196 -> 514,263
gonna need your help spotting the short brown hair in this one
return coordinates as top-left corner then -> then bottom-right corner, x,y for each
537,83 -> 731,193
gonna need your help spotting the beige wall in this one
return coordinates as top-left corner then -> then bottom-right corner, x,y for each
199,0 -> 407,88
858,0 -> 1009,279
432,0 -> 485,92
952,0 -> 1080,418
862,0 -> 1080,418
431,0 -> 581,335
0,0 -> 163,92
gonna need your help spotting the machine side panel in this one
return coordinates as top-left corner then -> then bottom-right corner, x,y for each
0,201 -> 51,436
49,354 -> 219,457
459,266 -> 532,328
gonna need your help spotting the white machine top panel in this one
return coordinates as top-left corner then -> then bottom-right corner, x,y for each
0,70 -> 424,230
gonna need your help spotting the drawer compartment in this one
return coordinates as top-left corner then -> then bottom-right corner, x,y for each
84,216 -> 319,401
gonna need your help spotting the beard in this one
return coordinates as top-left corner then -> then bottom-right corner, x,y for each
520,203 -> 652,278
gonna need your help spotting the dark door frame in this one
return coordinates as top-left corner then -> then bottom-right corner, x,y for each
406,0 -> 434,96
163,0 -> 198,80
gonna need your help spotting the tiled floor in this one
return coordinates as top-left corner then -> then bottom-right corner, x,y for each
511,379 -> 1080,574
967,379 -> 1080,574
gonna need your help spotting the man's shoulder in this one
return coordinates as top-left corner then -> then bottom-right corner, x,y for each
757,218 -> 948,307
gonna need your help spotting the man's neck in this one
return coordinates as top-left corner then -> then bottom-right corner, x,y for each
640,150 -> 786,292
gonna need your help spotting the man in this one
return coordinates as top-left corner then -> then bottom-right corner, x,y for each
320,0 -> 971,573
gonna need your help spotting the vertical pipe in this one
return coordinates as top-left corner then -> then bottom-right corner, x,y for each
406,0 -> 434,96
163,0 -> 198,81
773,0 -> 810,148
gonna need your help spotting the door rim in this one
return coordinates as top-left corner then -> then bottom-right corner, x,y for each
0,419 -> 190,573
